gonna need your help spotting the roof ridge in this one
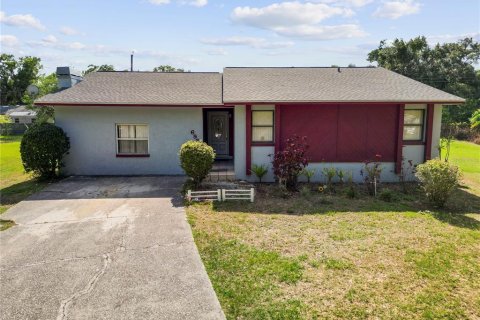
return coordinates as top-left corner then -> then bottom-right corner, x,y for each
223,66 -> 377,69
94,71 -> 221,74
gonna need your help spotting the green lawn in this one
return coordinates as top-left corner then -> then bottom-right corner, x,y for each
448,140 -> 480,194
188,140 -> 480,320
0,135 -> 48,227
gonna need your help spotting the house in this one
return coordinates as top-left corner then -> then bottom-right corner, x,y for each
6,106 -> 37,124
34,67 -> 464,182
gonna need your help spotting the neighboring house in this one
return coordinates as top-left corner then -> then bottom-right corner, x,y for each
6,106 -> 37,124
34,67 -> 464,182
1,105 -> 18,115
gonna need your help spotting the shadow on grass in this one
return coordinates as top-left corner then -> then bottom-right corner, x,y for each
211,184 -> 480,230
0,179 -> 49,206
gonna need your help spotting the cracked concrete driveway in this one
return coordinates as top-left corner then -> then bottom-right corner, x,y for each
0,176 -> 225,320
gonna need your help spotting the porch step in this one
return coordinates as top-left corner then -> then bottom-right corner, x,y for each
206,172 -> 236,182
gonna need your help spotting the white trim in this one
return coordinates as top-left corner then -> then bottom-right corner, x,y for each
115,123 -> 150,155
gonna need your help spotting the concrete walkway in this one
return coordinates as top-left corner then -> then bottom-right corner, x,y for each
0,176 -> 225,320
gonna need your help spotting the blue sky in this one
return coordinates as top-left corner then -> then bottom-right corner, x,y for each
1,0 -> 479,74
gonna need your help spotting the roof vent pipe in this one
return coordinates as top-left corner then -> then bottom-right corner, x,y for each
130,52 -> 134,72
337,67 -> 341,73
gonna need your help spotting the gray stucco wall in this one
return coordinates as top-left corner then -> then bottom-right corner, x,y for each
234,105 -> 247,180
55,106 -> 203,175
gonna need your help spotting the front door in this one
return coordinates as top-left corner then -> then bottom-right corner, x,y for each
207,111 -> 230,158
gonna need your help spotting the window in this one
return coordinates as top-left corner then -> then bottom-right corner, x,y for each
403,109 -> 425,141
252,110 -> 274,143
116,124 -> 149,155
14,118 -> 19,123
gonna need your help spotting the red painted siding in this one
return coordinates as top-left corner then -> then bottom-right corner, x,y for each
337,106 -> 367,161
274,105 -> 282,154
279,104 -> 398,162
395,104 -> 405,173
280,105 -> 337,161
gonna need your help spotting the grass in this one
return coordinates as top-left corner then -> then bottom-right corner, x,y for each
448,140 -> 480,194
0,135 -> 48,229
188,140 -> 480,320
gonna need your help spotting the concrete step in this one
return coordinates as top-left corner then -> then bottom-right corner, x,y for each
206,172 -> 236,182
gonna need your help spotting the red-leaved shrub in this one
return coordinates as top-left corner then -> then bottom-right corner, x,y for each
271,135 -> 309,190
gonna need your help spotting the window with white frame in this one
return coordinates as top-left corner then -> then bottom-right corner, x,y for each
403,109 -> 425,141
116,124 -> 149,155
252,110 -> 274,143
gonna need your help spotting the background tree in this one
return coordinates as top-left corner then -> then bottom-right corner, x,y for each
23,73 -> 58,122
153,65 -> 185,72
471,109 -> 480,129
0,54 -> 42,105
367,36 -> 480,124
82,64 -> 115,76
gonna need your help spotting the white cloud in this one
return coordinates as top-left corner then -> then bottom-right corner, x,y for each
0,34 -> 20,47
201,36 -> 294,49
231,2 -> 354,29
69,42 -> 87,50
373,0 -> 421,19
27,39 -> 88,51
149,0 -> 207,6
427,32 -> 480,44
183,0 -> 207,7
230,2 -> 366,40
60,26 -> 82,36
0,11 -> 46,30
207,48 -> 228,56
42,35 -> 58,43
274,24 -> 367,40
148,0 -> 171,4
314,0 -> 374,7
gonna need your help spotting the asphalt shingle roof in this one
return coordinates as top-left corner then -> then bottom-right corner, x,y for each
35,67 -> 465,106
223,67 -> 465,104
35,71 -> 223,105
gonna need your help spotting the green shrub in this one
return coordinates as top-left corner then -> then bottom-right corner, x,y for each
344,185 -> 357,199
179,140 -> 215,187
300,185 -> 311,198
20,123 -> 70,179
379,188 -> 395,202
251,164 -> 269,183
415,159 -> 461,207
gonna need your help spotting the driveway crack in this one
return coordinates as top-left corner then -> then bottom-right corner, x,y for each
56,253 -> 111,320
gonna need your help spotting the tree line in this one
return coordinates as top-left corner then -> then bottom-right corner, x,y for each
1,36 -> 478,125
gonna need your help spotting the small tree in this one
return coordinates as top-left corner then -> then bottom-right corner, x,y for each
271,135 -> 309,191
20,123 -> 70,179
415,159 -> 460,207
179,140 -> 215,188
360,154 -> 383,196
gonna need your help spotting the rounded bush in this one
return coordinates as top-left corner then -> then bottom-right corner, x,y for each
179,140 -> 215,187
20,123 -> 70,179
415,159 -> 461,207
